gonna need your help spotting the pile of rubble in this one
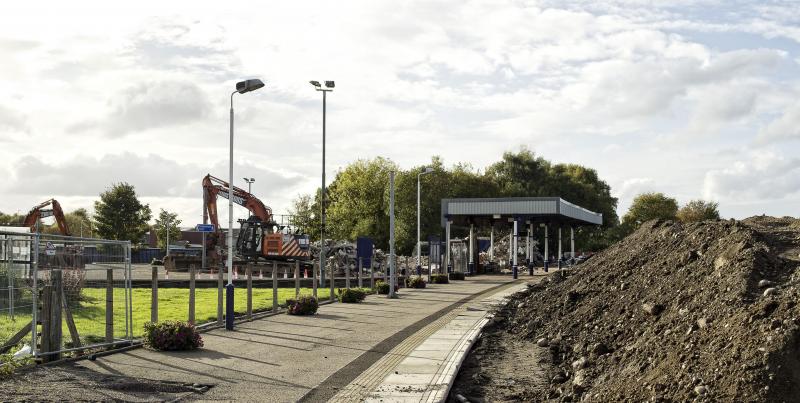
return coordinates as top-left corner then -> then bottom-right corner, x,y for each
455,217 -> 800,401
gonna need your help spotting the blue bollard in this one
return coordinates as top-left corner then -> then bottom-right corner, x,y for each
225,283 -> 235,330
558,260 -> 562,270
529,262 -> 534,276
512,265 -> 518,279
416,265 -> 421,277
544,260 -> 549,273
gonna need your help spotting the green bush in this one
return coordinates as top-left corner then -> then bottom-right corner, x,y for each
449,272 -> 466,281
337,288 -> 367,303
374,280 -> 390,295
0,351 -> 32,380
143,321 -> 203,351
287,295 -> 319,315
406,276 -> 426,289
431,274 -> 449,284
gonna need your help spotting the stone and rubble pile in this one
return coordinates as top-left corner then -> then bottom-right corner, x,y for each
455,216 -> 800,402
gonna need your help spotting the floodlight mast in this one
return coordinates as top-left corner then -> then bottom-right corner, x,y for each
309,80 -> 334,293
226,78 -> 264,331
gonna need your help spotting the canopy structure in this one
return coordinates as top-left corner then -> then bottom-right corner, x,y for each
439,197 -> 602,278
441,197 -> 602,228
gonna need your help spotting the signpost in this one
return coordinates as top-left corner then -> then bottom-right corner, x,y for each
45,241 -> 56,256
196,224 -> 215,232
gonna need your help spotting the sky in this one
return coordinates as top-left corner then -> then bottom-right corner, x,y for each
1,0 -> 799,229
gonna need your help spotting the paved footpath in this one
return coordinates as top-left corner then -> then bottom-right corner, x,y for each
70,274 -> 528,402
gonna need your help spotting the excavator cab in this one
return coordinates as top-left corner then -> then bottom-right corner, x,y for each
236,217 -> 270,260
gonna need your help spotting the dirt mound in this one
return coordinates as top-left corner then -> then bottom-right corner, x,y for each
465,217 -> 800,402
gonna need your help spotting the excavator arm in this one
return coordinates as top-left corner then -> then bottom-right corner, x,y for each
22,199 -> 71,235
202,174 -> 274,226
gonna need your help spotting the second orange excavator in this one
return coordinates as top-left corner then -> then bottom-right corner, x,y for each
202,174 -> 310,263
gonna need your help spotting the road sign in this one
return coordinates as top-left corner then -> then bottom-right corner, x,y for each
45,241 -> 56,256
196,224 -> 215,232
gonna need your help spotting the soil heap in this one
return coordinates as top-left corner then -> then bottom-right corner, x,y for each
466,217 -> 800,402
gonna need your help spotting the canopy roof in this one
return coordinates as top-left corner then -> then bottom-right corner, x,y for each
441,197 -> 603,228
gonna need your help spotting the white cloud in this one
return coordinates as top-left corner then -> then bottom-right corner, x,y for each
756,102 -> 800,144
703,151 -> 800,201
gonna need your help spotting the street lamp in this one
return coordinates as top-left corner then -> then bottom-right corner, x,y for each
227,78 -> 264,330
417,167 -> 434,280
309,80 -> 334,295
243,177 -> 255,217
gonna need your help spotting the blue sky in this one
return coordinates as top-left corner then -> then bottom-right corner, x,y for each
1,0 -> 799,226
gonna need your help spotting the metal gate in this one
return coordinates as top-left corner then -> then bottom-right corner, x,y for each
0,230 -> 132,361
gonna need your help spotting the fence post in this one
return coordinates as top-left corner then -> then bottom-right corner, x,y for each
151,266 -> 158,323
370,260 -> 375,289
272,262 -> 278,313
329,262 -> 335,302
246,265 -> 252,321
294,261 -> 300,297
188,264 -> 196,324
312,260 -> 318,298
39,270 -> 63,363
106,268 -> 113,343
358,257 -> 363,288
345,262 -> 351,289
217,264 -> 223,326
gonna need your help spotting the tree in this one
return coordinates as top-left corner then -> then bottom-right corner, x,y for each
288,193 -> 320,241
42,208 -> 95,237
677,200 -> 721,223
153,209 -> 182,249
94,183 -> 152,244
622,192 -> 678,229
0,212 -> 24,226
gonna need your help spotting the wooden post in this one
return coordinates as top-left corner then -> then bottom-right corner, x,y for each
329,263 -> 335,302
44,270 -> 63,362
272,262 -> 278,313
188,264 -> 196,324
312,260 -> 318,298
294,261 -> 300,297
217,264 -> 223,325
246,265 -> 253,320
106,268 -> 113,343
345,261 -> 351,289
370,259 -> 375,289
151,266 -> 158,323
61,287 -> 82,354
358,257 -> 363,288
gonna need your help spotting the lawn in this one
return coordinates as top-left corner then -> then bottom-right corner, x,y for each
1,287 -> 331,349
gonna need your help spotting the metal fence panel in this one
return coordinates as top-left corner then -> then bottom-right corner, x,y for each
0,231 -> 132,360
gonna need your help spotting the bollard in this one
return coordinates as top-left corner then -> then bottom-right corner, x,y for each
225,283 -> 234,330
512,265 -> 518,279
329,263 -> 335,302
259,270 -> 263,280
558,260 -> 562,270
544,260 -> 549,273
151,266 -> 158,323
188,265 -> 196,324
370,260 -> 375,289
529,261 -> 534,276
272,262 -> 278,313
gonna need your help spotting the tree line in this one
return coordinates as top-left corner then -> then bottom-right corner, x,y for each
288,148 -> 721,255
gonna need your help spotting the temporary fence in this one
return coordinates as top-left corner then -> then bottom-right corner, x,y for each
0,231 -> 132,362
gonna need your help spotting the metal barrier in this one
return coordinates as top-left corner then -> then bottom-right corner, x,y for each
0,231 -> 132,362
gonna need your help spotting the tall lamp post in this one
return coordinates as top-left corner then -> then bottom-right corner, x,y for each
243,177 -> 255,217
309,80 -> 334,290
227,78 -> 264,331
416,167 -> 433,279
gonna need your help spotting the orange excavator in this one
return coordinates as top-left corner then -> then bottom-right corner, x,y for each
22,199 -> 70,235
202,174 -> 310,263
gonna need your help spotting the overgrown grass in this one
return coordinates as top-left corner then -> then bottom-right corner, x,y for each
0,287 -> 331,348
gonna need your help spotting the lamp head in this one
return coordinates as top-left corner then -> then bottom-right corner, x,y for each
325,81 -> 335,88
236,79 -> 265,94
309,80 -> 321,88
423,167 -> 434,174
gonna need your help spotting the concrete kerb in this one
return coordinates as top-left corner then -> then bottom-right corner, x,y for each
364,281 -> 529,403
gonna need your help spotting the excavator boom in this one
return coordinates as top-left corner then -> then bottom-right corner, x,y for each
22,199 -> 70,235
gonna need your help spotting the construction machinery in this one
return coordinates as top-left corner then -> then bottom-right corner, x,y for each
202,174 -> 310,264
22,199 -> 70,235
